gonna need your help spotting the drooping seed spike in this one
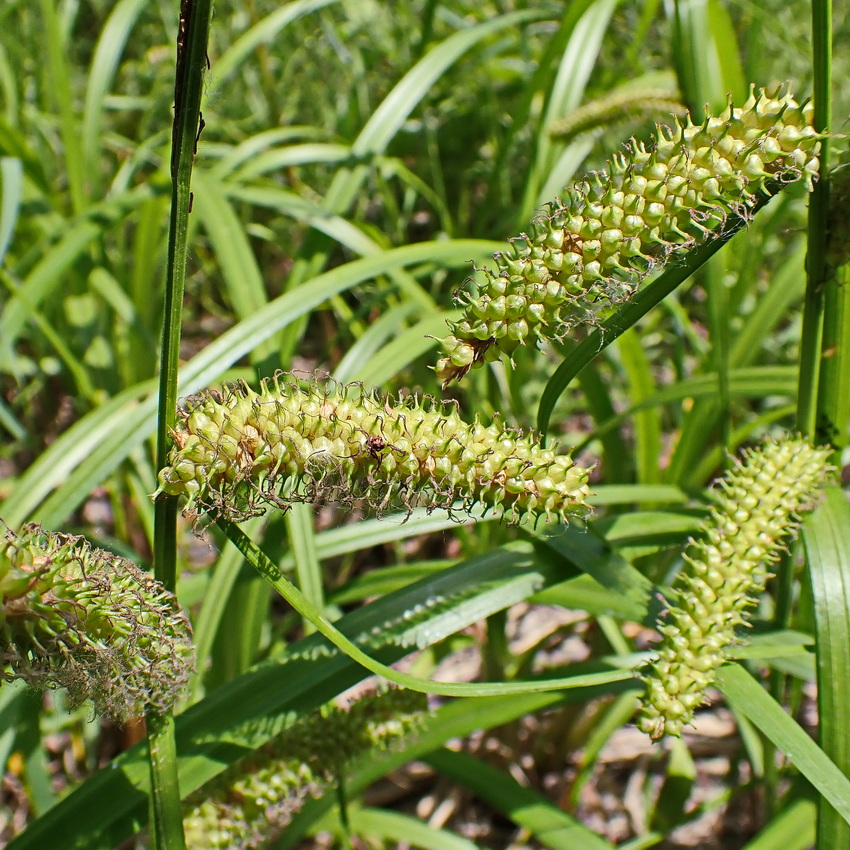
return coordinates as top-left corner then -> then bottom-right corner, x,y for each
153,375 -> 593,525
182,688 -> 429,849
636,436 -> 833,741
436,88 -> 822,385
0,523 -> 194,721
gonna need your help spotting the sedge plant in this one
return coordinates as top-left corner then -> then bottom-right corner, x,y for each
1,2 -> 849,849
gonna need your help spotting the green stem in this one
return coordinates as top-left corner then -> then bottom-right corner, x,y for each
336,775 -> 353,848
800,4 -> 846,848
149,2 -> 212,848
796,0 -> 832,437
216,518 -> 632,698
817,263 -> 850,458
146,713 -> 184,850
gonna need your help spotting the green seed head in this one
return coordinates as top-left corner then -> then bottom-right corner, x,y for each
154,375 -> 593,525
436,88 -> 821,385
183,688 -> 429,849
548,87 -> 688,145
637,437 -> 832,740
0,523 -> 194,721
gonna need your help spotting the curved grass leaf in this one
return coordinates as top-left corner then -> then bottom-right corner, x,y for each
0,156 -> 22,264
527,0 -> 619,212
219,518 -> 632,698
341,807 -> 482,850
741,797 -> 816,850
213,0 -> 343,81
353,310 -> 462,386
334,301 -> 419,381
81,0 -> 148,182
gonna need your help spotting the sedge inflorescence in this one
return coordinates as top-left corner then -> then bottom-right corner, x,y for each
436,87 -> 821,385
154,375 -> 592,524
637,437 -> 832,740
182,688 -> 429,849
0,522 -> 194,721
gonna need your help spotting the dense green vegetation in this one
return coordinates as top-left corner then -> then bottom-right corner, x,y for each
1,0 -> 848,847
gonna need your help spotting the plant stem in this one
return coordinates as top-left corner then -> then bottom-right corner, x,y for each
149,1 -> 212,848
216,518 -> 632,698
797,3 -> 849,848
796,0 -> 832,437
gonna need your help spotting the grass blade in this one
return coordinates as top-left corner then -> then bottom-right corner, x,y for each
81,0 -> 148,187
2,241 -> 497,526
718,663 -> 850,829
213,0 -> 342,81
343,807 -> 481,849
803,488 -> 850,847
0,156 -> 22,264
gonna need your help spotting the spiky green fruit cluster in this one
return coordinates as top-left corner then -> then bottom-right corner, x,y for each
0,523 -> 193,721
183,688 -> 429,850
637,437 -> 832,740
154,375 -> 592,524
437,88 -> 821,385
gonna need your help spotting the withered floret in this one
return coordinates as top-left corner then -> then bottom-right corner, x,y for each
0,523 -> 194,721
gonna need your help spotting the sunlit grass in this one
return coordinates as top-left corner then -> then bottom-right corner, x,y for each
1,1 -> 848,848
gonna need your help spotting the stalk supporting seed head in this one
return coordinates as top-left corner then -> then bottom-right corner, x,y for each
637,437 -> 833,740
154,375 -> 593,525
0,522 -> 194,721
436,87 -> 821,385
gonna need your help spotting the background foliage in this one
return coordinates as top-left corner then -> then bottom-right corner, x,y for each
1,0 -> 848,847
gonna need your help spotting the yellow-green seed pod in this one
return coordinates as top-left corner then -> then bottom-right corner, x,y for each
0,523 -> 194,721
436,88 -> 822,385
154,375 -> 593,524
637,437 -> 832,740
182,688 -> 429,849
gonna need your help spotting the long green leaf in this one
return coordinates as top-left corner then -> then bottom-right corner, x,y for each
0,156 -> 22,264
718,663 -> 850,829
213,0 -> 342,80
81,0 -> 148,184
803,488 -> 850,846
741,797 -> 816,850
526,0 -> 618,213
343,807 -> 481,850
219,518 -> 632,698
1,240 -> 498,526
